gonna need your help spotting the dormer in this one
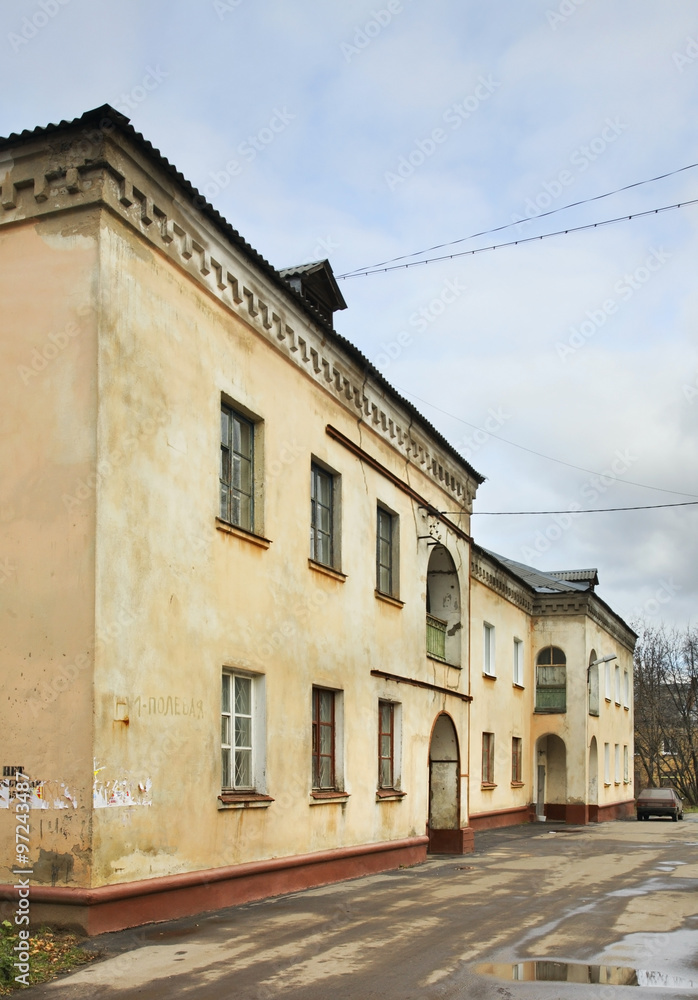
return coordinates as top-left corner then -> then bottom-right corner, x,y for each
279,259 -> 347,328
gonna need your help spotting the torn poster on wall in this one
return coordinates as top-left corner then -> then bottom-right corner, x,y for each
93,762 -> 152,807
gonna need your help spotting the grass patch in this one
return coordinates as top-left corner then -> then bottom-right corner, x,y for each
0,920 -> 99,993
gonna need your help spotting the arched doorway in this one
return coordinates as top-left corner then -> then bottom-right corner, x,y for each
428,713 -> 462,853
535,734 -> 567,822
426,545 -> 461,666
588,737 -> 599,822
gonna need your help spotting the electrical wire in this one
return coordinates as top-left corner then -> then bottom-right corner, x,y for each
392,381 -> 698,500
461,501 -> 698,515
338,160 -> 698,277
339,197 -> 698,278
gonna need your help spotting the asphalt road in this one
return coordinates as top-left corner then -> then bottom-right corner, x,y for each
26,818 -> 698,999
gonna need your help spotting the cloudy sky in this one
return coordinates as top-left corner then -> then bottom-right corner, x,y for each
2,0 -> 697,629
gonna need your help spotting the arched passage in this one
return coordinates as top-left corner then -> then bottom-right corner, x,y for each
426,544 -> 461,666
428,713 -> 461,853
535,734 -> 567,822
589,737 -> 599,822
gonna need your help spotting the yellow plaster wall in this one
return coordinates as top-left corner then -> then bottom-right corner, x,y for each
0,213 -> 99,886
90,214 -> 472,884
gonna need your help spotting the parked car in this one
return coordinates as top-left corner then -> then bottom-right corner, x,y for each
636,787 -> 684,821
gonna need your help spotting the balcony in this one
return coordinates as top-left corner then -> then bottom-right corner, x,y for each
535,686 -> 567,713
426,614 -> 447,661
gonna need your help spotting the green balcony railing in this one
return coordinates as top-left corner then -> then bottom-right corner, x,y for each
426,614 -> 447,660
535,687 -> 566,712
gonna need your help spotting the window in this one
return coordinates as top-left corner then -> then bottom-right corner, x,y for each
221,672 -> 265,792
535,646 -> 566,712
483,623 -> 495,677
588,657 -> 600,716
511,737 -> 522,783
482,732 -> 495,784
614,744 -> 621,783
605,662 -> 612,701
310,462 -> 339,568
312,687 -> 341,789
513,638 -> 524,686
623,669 -> 630,708
604,742 -> 610,784
614,664 -> 621,704
378,701 -> 395,788
220,404 -> 254,531
623,745 -> 629,782
376,506 -> 399,597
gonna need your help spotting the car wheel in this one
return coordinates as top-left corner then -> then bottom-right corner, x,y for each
673,811 -> 679,822
679,812 -> 684,821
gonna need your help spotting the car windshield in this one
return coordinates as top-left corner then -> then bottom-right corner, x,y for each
639,789 -> 674,799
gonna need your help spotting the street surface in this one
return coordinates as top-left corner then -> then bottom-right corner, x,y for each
27,819 -> 698,998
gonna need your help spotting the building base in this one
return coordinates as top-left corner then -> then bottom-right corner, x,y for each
469,806 -> 531,831
0,836 -> 428,935
427,827 -> 475,854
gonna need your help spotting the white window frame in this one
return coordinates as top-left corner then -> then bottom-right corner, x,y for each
614,664 -> 621,705
623,745 -> 629,783
614,743 -> 621,783
604,742 -> 611,784
221,670 -> 266,793
483,623 -> 496,677
513,637 -> 524,687
605,662 -> 612,701
623,668 -> 630,709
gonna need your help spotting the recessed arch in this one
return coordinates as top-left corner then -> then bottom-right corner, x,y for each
428,712 -> 460,853
426,544 -> 461,666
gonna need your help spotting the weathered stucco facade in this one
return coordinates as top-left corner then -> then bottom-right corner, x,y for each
0,107 -> 635,933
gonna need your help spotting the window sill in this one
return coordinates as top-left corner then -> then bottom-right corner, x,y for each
512,682 -> 525,690
510,781 -> 525,788
216,519 -> 271,549
308,559 -> 346,582
483,672 -> 497,681
309,790 -> 350,804
605,697 -> 612,703
218,793 -> 274,810
426,653 -> 461,670
604,782 -> 611,787
481,782 -> 497,790
624,705 -> 630,711
534,708 -> 566,714
376,788 -> 406,801
615,701 -> 621,707
589,710 -> 599,717
375,590 -> 404,609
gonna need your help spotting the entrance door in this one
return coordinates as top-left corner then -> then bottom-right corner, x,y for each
428,714 -> 460,853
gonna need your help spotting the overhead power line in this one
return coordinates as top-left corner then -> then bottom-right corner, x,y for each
393,382 -> 698,500
339,197 -> 698,278
464,501 -> 698,515
338,160 -> 698,278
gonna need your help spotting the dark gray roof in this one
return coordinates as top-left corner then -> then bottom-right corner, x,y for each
548,568 -> 599,587
482,550 -> 595,593
0,105 -> 484,488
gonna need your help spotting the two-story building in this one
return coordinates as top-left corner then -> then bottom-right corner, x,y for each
0,105 -> 635,933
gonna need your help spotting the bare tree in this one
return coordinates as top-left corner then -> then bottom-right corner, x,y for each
633,622 -> 698,804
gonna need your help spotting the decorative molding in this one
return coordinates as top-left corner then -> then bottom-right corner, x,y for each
470,551 -> 533,614
0,125 -> 479,508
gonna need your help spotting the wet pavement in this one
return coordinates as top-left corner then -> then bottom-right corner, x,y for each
26,818 -> 698,998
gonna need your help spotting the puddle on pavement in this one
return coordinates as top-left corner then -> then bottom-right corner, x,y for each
475,960 -> 698,989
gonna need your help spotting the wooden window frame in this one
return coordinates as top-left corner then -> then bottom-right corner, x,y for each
511,736 -> 522,784
376,506 -> 398,598
310,462 -> 337,569
312,687 -> 336,790
482,731 -> 495,785
220,403 -> 255,532
378,700 -> 395,789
